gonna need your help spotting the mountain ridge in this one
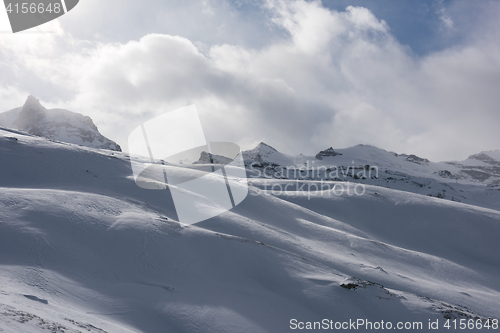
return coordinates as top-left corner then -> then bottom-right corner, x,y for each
240,142 -> 500,211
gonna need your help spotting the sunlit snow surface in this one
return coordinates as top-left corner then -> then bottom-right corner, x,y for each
0,128 -> 499,332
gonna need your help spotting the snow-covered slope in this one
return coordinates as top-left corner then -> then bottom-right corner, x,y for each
242,143 -> 500,211
0,129 -> 499,332
0,96 -> 121,151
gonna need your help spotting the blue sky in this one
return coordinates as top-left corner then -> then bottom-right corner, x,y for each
54,0 -> 497,55
324,0 -> 456,55
1,0 -> 499,160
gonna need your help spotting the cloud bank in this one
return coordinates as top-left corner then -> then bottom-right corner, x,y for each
1,0 -> 499,161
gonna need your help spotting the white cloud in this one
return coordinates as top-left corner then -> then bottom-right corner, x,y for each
436,2 -> 454,30
1,0 -> 500,161
440,14 -> 454,30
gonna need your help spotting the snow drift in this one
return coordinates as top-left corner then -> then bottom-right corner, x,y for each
0,128 -> 499,332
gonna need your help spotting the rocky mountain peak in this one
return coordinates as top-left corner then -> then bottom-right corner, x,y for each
13,95 -> 47,130
242,142 -> 279,162
24,95 -> 42,109
255,142 -> 277,152
468,151 -> 500,166
194,151 -> 233,165
1,96 -> 121,151
315,147 -> 341,160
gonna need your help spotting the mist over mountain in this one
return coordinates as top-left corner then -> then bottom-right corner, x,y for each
0,96 -> 121,151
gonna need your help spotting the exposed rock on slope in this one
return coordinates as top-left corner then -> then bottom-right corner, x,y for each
194,151 -> 233,164
315,147 -> 342,160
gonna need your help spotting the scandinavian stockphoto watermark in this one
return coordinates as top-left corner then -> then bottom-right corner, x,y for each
249,180 -> 367,199
127,105 -> 249,225
3,0 -> 79,33
247,161 -> 379,199
289,318 -> 499,330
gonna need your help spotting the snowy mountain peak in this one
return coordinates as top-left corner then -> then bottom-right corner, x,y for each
255,142 -> 277,152
242,142 -> 279,162
0,96 -> 121,151
13,95 -> 47,130
24,94 -> 42,109
468,150 -> 500,165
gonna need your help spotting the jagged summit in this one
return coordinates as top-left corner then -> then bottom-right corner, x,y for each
194,151 -> 233,165
0,96 -> 121,151
22,95 -> 42,111
445,149 -> 500,182
13,95 -> 49,131
242,142 -> 279,162
254,142 -> 277,152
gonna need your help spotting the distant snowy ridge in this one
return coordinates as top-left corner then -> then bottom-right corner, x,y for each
0,95 -> 121,151
241,143 -> 500,211
241,142 -> 500,185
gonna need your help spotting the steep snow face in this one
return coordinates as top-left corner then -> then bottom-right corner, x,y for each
1,128 -> 500,333
0,96 -> 121,151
